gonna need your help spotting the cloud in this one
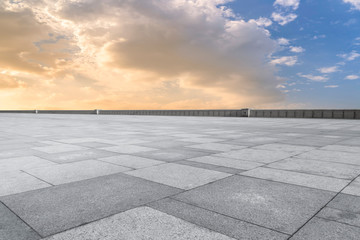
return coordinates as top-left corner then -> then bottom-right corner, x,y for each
271,56 -> 297,66
343,0 -> 360,10
298,73 -> 329,82
338,51 -> 360,61
345,74 -> 359,80
271,12 -> 297,25
0,0 -> 285,109
324,85 -> 339,88
249,17 -> 272,27
313,34 -> 326,40
273,0 -> 300,10
290,46 -> 305,53
278,38 -> 290,45
317,66 -> 339,74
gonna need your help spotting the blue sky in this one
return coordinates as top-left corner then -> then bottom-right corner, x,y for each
227,0 -> 360,108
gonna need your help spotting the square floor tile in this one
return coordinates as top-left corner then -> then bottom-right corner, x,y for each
342,177 -> 360,196
267,158 -> 360,180
253,144 -> 315,153
189,156 -> 264,170
101,145 -> 157,154
43,207 -> 234,240
317,207 -> 360,228
320,145 -> 360,153
25,160 -> 131,185
241,167 -> 350,192
32,144 -> 88,154
187,143 -> 247,152
0,171 -> 51,197
34,149 -> 118,163
134,148 -> 211,162
0,173 -> 181,237
148,198 -> 288,240
0,156 -> 56,174
0,202 -> 40,240
290,217 -> 360,240
296,150 -> 360,165
99,155 -> 164,169
126,163 -> 231,190
215,148 -> 295,163
173,175 -> 335,234
138,140 -> 193,149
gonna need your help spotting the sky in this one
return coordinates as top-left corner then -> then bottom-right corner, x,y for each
0,0 -> 359,110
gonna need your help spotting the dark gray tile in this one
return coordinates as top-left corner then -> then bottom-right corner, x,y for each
317,207 -> 360,228
0,202 -> 40,240
327,193 -> 360,213
148,198 -> 289,240
290,217 -> 360,240
0,173 -> 182,237
173,175 -> 335,234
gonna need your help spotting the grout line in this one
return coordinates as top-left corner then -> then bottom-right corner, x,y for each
0,200 -> 43,238
315,215 -> 360,229
287,172 -> 360,239
21,170 -> 55,186
167,197 -> 291,236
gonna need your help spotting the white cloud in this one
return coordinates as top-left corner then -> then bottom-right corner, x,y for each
324,85 -> 339,88
313,34 -> 326,40
271,12 -> 297,25
317,66 -> 338,74
271,56 -> 297,66
278,38 -> 290,45
338,51 -> 360,61
345,75 -> 359,80
298,73 -> 329,82
343,0 -> 360,10
290,46 -> 305,53
249,17 -> 273,27
274,0 -> 300,10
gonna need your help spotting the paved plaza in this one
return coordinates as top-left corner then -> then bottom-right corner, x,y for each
1,113 -> 360,239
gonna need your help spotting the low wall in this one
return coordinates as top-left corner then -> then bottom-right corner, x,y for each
249,109 -> 360,119
0,109 -> 359,119
100,109 -> 249,117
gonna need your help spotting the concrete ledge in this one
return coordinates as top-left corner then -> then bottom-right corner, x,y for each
0,109 -> 359,119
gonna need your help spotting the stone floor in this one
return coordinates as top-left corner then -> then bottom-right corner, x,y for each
1,113 -> 360,240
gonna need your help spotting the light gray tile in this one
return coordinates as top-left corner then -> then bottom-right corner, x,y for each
174,175 -> 335,234
34,149 -> 118,163
187,143 -> 247,152
0,156 -> 56,174
189,156 -> 263,170
342,177 -> 360,196
216,148 -> 295,163
126,163 -> 231,190
320,144 -> 360,153
134,148 -> 211,162
99,155 -> 164,169
253,144 -> 315,153
101,145 -> 157,154
296,150 -> 360,165
241,167 -> 349,192
0,171 -> 51,197
43,207 -> 235,240
32,144 -> 88,154
0,173 -> 181,237
25,160 -> 131,185
290,217 -> 360,240
267,158 -> 360,180
328,193 -> 360,213
148,198 -> 288,240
